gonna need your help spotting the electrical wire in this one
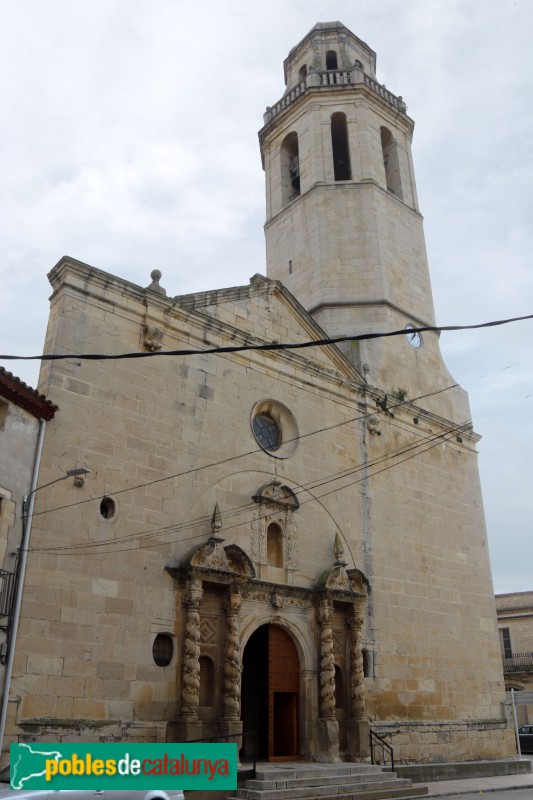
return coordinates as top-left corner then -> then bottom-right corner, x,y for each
27,417 -> 470,555
0,313 -> 531,363
28,383 -> 459,520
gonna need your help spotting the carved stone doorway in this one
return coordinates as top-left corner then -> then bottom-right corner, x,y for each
242,624 -> 300,761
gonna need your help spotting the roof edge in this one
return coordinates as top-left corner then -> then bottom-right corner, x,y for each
0,367 -> 58,421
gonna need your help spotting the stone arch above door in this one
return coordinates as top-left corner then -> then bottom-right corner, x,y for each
239,605 -> 313,673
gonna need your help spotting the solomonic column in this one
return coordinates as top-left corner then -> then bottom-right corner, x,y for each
346,600 -> 370,759
316,598 -> 340,762
219,588 -> 244,746
173,577 -> 203,741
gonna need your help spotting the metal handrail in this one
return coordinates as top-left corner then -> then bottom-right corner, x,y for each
503,652 -> 533,673
369,729 -> 394,772
183,730 -> 256,781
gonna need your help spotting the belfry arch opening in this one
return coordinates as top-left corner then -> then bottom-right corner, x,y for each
326,50 -> 338,70
331,112 -> 351,181
380,126 -> 403,198
242,624 -> 300,760
281,132 -> 300,207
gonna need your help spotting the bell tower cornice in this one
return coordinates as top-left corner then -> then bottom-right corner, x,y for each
259,77 -> 411,166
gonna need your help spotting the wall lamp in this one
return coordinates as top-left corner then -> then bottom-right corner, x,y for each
23,467 -> 90,514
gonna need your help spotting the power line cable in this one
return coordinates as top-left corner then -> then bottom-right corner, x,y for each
29,383 -> 459,520
1,314 -> 531,362
27,417 -> 470,555
32,421 -> 468,556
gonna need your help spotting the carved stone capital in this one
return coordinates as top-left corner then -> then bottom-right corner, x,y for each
223,590 -> 243,617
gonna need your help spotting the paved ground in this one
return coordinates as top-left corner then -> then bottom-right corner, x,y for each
422,792 -> 533,800
414,755 -> 533,797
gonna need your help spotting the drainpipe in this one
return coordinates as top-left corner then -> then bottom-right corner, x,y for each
0,418 -> 46,753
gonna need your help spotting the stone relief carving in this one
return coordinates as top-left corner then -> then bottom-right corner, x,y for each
285,512 -> 298,569
325,564 -> 350,591
251,505 -> 265,564
282,595 -> 311,609
366,417 -> 381,436
191,539 -> 230,571
332,628 -> 343,656
253,481 -> 299,509
242,588 -> 271,604
199,617 -> 217,646
142,324 -> 164,352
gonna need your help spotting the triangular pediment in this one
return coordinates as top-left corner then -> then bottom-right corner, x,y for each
46,258 -> 365,388
174,274 -> 365,385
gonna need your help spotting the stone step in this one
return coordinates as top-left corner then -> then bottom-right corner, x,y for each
231,761 -> 428,800
230,786 -> 428,800
234,777 -> 422,800
253,765 -> 381,781
246,771 -> 390,790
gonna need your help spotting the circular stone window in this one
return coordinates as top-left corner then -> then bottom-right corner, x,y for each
251,400 -> 298,459
152,633 -> 174,667
252,414 -> 281,452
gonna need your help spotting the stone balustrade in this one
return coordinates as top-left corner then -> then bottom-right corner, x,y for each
264,69 -> 407,124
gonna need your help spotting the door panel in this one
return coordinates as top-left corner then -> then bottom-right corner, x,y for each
267,626 -> 299,760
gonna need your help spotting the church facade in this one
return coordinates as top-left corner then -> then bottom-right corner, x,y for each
3,22 -> 516,764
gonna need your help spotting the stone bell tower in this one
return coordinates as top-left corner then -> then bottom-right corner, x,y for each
260,21 -> 461,411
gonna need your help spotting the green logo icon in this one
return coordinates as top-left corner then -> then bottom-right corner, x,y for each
10,742 -> 237,790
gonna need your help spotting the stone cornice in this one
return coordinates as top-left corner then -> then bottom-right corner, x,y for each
264,180 -> 424,231
308,299 -> 433,331
260,72 -> 411,145
365,383 -> 481,443
46,257 -> 367,393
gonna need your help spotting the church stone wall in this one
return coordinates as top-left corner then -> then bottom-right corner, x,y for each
3,256 -> 516,764
363,419 -> 515,758
6,259 -> 369,757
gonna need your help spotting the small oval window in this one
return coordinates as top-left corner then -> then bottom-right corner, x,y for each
100,497 -> 116,519
153,633 -> 174,667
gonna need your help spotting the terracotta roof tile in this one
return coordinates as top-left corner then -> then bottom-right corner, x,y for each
0,367 -> 58,421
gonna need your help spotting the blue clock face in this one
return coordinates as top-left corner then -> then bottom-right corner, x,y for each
405,325 -> 422,349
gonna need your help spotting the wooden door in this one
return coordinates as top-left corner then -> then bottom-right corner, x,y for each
267,626 -> 300,760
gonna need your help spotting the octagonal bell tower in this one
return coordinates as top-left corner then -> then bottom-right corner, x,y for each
260,22 -> 464,415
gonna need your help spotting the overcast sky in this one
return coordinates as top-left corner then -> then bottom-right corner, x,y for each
1,0 -> 531,595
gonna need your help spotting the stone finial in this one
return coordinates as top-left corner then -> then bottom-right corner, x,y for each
250,273 -> 269,286
145,269 -> 167,296
210,502 -> 223,539
333,533 -> 345,565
